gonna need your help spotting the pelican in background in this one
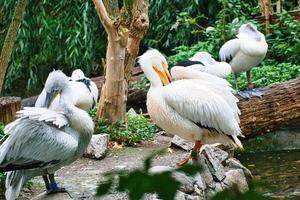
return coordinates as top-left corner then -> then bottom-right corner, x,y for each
35,69 -> 98,111
174,51 -> 232,78
139,49 -> 243,165
219,23 -> 268,98
0,71 -> 94,200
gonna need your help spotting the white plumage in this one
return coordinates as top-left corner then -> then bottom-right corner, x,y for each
139,49 -> 243,164
175,51 -> 232,78
219,23 -> 268,96
35,69 -> 98,111
0,71 -> 94,200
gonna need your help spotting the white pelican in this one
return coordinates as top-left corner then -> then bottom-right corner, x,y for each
0,70 -> 94,200
219,23 -> 268,98
139,49 -> 243,165
174,51 -> 232,78
35,69 -> 98,111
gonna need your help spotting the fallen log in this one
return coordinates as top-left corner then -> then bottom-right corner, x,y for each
93,75 -> 300,137
238,77 -> 300,137
0,96 -> 21,124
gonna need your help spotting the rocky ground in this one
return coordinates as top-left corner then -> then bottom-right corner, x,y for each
15,132 -> 253,200
19,134 -> 187,199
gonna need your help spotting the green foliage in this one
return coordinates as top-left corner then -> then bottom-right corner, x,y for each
0,0 -> 106,96
95,113 -> 159,145
0,123 -> 5,138
227,61 -> 300,91
97,149 -> 202,200
132,75 -> 150,91
88,107 -> 97,119
267,11 -> 300,65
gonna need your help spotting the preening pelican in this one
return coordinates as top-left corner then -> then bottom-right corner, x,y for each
219,23 -> 268,98
139,49 -> 243,165
175,51 -> 232,78
35,69 -> 98,111
0,71 -> 94,200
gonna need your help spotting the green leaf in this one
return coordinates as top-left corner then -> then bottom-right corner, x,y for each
96,179 -> 113,196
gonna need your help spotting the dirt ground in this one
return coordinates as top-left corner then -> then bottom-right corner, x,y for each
19,134 -> 188,199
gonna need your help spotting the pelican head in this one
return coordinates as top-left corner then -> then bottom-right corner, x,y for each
71,69 -> 85,81
138,49 -> 172,87
44,70 -> 71,108
191,52 -> 215,65
238,23 -> 263,41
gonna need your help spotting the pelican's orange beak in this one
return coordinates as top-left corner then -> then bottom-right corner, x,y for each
153,63 -> 172,86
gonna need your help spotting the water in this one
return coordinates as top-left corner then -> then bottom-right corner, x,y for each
238,150 -> 300,199
237,127 -> 300,199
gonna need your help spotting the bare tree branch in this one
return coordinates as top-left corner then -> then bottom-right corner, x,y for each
92,0 -> 114,34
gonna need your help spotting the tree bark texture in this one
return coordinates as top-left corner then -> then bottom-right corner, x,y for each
0,0 -> 27,93
259,0 -> 274,33
91,72 -> 300,138
93,0 -> 128,123
0,96 -> 21,124
238,77 -> 300,137
92,0 -> 148,124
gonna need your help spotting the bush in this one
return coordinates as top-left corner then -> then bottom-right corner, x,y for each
95,113 -> 159,146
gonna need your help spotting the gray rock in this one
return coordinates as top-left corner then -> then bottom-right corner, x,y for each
83,134 -> 109,160
171,136 -> 193,151
226,158 -> 253,184
202,145 -> 226,182
173,172 -> 195,194
31,192 -> 72,200
175,191 -> 199,200
222,169 -> 249,193
149,166 -> 195,194
194,173 -> 207,191
127,108 -> 138,116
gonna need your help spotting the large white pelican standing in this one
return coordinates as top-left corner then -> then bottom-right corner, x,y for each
35,69 -> 98,111
174,51 -> 232,78
0,71 -> 94,200
139,49 -> 243,165
219,23 -> 268,98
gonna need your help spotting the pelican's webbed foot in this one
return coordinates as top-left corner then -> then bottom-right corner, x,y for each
248,88 -> 263,97
44,174 -> 69,195
237,91 -> 251,99
46,184 -> 67,195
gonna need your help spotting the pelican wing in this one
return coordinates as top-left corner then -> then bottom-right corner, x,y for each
16,107 -> 69,128
219,38 -> 240,63
0,120 -> 78,170
0,114 -> 77,170
163,80 -> 242,137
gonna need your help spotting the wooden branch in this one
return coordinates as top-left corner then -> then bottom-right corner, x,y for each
0,0 -> 27,93
92,0 -> 114,34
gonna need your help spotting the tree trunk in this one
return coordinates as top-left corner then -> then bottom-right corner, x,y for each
259,0 -> 274,33
0,96 -> 21,124
92,0 -> 128,123
0,0 -> 27,93
92,0 -> 148,124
